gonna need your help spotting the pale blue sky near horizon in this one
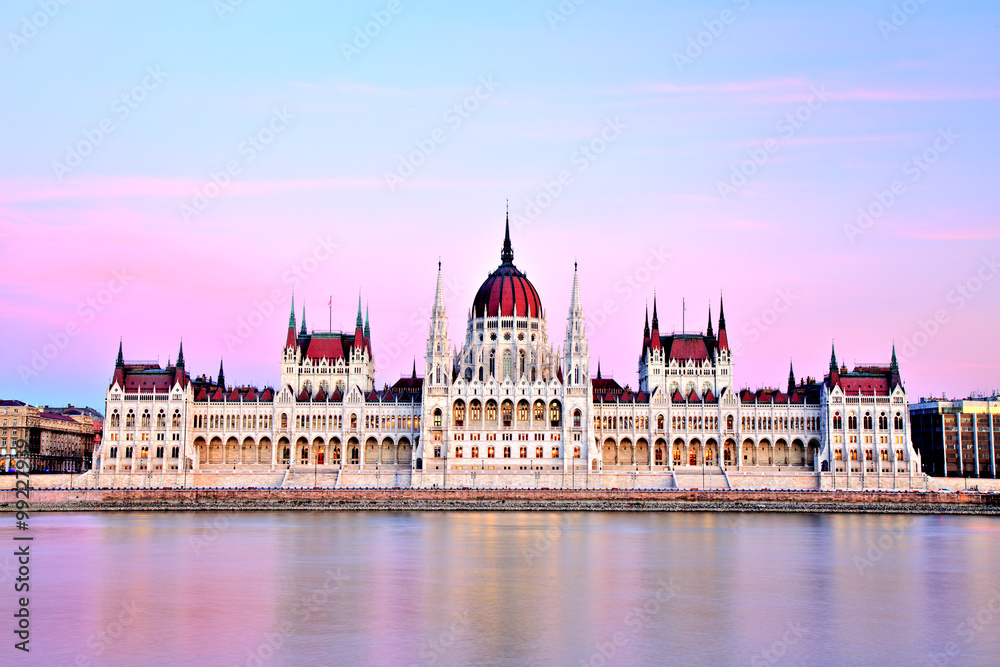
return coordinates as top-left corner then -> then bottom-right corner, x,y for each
1,0 -> 998,411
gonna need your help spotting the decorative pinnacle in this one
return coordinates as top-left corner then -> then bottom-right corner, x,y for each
501,216 -> 514,264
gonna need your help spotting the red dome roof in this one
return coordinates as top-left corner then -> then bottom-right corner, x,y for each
472,221 -> 543,319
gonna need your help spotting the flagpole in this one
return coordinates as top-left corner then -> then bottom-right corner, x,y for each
682,297 -> 685,334
329,295 -> 332,333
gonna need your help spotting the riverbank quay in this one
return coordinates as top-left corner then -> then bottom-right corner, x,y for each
3,488 -> 999,514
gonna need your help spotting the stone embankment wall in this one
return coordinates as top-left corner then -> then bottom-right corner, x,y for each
3,487 -> 999,514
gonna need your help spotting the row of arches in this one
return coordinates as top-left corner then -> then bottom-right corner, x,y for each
598,437 -> 821,468
192,435 -> 413,467
832,410 -> 904,431
109,408 -> 181,429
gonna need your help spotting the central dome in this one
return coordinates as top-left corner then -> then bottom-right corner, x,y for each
471,221 -> 543,319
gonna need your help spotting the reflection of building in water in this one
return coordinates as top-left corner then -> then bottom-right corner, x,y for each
92,216 -> 921,487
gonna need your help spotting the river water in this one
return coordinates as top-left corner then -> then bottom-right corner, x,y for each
8,511 -> 1000,666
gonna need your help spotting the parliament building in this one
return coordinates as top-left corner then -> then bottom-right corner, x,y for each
92,220 -> 921,489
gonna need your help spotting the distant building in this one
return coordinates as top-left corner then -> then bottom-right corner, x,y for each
910,394 -> 1000,478
0,400 -> 99,473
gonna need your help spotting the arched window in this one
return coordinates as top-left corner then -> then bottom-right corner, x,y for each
489,351 -> 495,378
455,446 -> 463,458
848,412 -> 858,430
281,413 -> 288,429
435,366 -> 442,384
486,401 -> 498,421
574,366 -> 580,385
126,410 -> 135,428
141,410 -> 150,429
533,400 -> 545,422
519,446 -> 527,458
894,412 -> 904,429
573,446 -> 581,458
520,352 -> 526,377
551,447 -> 559,458
657,414 -> 664,430
896,450 -> 903,461
471,446 -> 479,458
172,410 -> 181,428
863,413 -> 873,430
549,401 -> 562,427
487,446 -> 495,458
834,449 -> 843,460
110,411 -> 120,428
433,409 -> 442,428
470,400 -> 482,421
850,449 -> 858,461
517,400 -> 529,422
350,413 -> 357,429
879,412 -> 888,430
503,350 -> 512,381
501,400 -> 513,427
833,411 -> 842,430
478,366 -> 484,382
503,446 -> 511,458
453,401 -> 465,427
573,409 -> 582,428
726,414 -> 734,430
156,411 -> 165,428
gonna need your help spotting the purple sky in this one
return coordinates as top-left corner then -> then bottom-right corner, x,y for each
2,1 -> 999,411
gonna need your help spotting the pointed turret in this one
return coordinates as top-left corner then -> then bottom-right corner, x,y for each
285,295 -> 297,349
353,293 -> 364,351
717,295 -> 729,352
564,261 -> 589,386
650,294 -> 661,351
787,360 -> 796,394
706,305 -> 714,338
217,358 -> 225,390
427,261 -> 451,386
828,342 -> 839,386
412,359 -> 417,379
112,339 -> 125,388
890,343 -> 901,388
501,214 -> 514,265
642,304 -> 651,355
364,304 -> 370,338
300,303 -> 307,336
173,340 -> 187,388
596,359 -> 602,380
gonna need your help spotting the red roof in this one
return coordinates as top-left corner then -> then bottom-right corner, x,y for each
301,334 -> 353,362
472,264 -> 542,318
837,377 -> 890,396
665,336 -> 711,362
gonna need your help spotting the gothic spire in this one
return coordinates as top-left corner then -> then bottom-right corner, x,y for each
787,359 -> 795,394
300,303 -> 307,335
218,358 -> 225,390
364,303 -> 370,338
717,294 -> 729,352
596,359 -> 602,380
501,214 -> 514,265
644,304 -> 650,338
288,294 -> 296,329
706,305 -> 714,338
355,293 -> 363,329
830,341 -> 838,375
651,294 -> 659,330
116,339 -> 124,367
412,358 -> 417,379
176,340 -> 184,367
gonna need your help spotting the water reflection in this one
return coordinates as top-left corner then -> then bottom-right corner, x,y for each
18,512 -> 1000,666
